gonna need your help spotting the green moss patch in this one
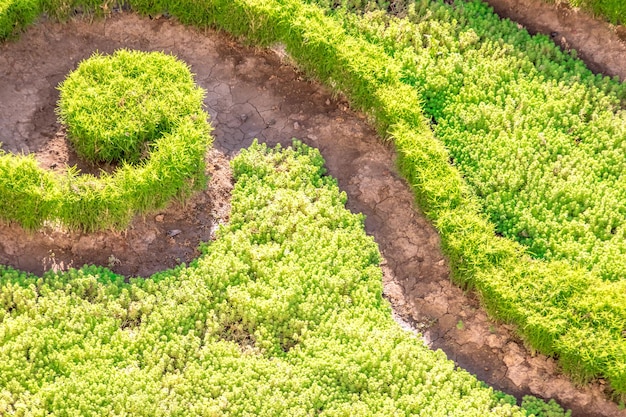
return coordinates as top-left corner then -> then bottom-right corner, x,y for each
0,142 -> 529,416
0,50 -> 212,231
0,0 -> 40,39
58,50 -> 207,164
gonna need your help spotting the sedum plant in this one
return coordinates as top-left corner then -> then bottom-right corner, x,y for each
0,49 -> 212,231
0,141 -> 530,416
58,49 -> 207,164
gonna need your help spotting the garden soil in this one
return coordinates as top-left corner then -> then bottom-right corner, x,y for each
483,0 -> 626,81
0,10 -> 624,417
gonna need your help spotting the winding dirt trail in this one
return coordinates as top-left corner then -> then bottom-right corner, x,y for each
0,12 -> 624,417
483,0 -> 626,81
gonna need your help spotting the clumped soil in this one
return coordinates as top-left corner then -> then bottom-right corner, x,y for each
0,11 -> 625,417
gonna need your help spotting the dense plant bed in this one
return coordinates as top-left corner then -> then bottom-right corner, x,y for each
305,0 -> 626,393
336,0 -> 626,279
1,0 -> 624,402
0,50 -> 212,231
0,142 -> 534,416
159,0 -> 625,397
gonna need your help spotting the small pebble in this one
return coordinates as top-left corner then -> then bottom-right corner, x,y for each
167,229 -> 182,237
155,214 -> 164,222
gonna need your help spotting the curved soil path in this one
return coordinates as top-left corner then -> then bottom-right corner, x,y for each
0,12 -> 623,417
483,0 -> 626,81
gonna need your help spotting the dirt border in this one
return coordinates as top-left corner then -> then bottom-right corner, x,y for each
483,0 -> 626,81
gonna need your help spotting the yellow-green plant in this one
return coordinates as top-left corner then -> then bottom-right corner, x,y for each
58,50 -> 206,164
545,0 -> 626,25
0,142 -> 530,416
0,50 -> 212,231
0,0 -> 40,39
1,0 -> 625,402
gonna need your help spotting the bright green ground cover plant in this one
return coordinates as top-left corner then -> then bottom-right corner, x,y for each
0,141 -> 533,416
164,0 -> 626,397
58,49 -> 206,164
292,0 -> 626,396
322,1 -> 626,280
0,50 -> 212,231
0,0 -> 40,38
1,0 -> 624,402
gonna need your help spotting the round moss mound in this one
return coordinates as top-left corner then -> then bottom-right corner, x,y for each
58,49 -> 207,164
0,49 -> 212,232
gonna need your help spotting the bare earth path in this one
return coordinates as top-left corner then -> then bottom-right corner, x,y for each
483,0 -> 626,81
0,12 -> 624,417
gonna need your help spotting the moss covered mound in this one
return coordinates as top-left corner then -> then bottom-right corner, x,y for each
0,50 -> 212,231
58,49 -> 207,164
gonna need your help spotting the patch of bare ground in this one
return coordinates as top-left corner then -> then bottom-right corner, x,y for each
0,12 -> 624,417
483,0 -> 626,81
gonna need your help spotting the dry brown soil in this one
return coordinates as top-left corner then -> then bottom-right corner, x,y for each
0,9 -> 624,417
484,0 -> 626,81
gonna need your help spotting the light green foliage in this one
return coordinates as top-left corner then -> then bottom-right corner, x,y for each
329,0 -> 626,281
521,395 -> 572,417
308,0 -> 413,14
58,50 -> 206,164
0,0 -> 622,403
0,142 -> 525,416
0,0 -> 40,39
0,116 -> 211,231
56,116 -> 212,231
0,152 -> 59,229
256,0 -> 624,397
0,50 -> 212,231
296,0 -> 626,395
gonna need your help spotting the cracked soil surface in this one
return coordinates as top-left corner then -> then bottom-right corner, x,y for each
0,10 -> 625,417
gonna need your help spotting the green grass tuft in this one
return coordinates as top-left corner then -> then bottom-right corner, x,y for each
546,0 -> 626,25
0,49 -> 212,232
58,49 -> 206,165
0,0 -> 40,39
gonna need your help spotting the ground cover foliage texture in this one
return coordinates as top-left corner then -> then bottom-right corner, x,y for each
310,0 -> 626,395
544,0 -> 626,25
58,49 -> 207,165
0,49 -> 212,231
120,0 -> 626,398
123,0 -> 626,398
0,0 -> 625,404
0,142 -> 532,416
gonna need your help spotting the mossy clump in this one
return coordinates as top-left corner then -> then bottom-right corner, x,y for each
0,0 -> 40,40
58,49 -> 207,164
0,49 -> 212,231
